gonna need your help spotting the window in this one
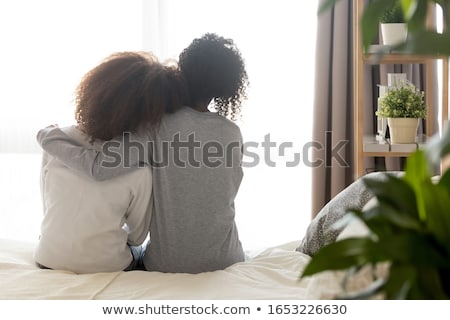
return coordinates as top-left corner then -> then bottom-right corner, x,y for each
0,0 -> 318,250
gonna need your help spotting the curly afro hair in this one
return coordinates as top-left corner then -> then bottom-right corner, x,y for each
178,33 -> 249,121
75,51 -> 187,141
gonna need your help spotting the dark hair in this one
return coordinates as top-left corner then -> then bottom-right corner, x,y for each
75,51 -> 187,141
178,33 -> 249,120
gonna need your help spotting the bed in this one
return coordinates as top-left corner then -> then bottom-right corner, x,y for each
0,237 -> 373,300
0,174 -> 381,300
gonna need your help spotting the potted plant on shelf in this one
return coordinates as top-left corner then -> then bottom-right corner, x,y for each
319,0 -> 450,56
379,2 -> 407,46
376,80 -> 426,144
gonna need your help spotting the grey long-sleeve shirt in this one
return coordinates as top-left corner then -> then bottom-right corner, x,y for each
37,107 -> 245,273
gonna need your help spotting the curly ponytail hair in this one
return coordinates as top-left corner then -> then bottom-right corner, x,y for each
178,33 -> 249,121
75,51 -> 187,140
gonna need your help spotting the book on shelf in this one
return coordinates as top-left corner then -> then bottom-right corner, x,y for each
363,135 -> 427,153
363,135 -> 389,152
366,45 -> 392,54
366,45 -> 409,55
389,142 -> 418,153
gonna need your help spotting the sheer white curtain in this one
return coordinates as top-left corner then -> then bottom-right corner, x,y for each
0,0 -> 317,251
0,0 -> 144,241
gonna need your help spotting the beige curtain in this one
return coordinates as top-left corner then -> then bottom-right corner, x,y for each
311,0 -> 354,217
311,0 -> 439,218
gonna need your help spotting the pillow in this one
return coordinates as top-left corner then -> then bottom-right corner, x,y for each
296,171 -> 402,256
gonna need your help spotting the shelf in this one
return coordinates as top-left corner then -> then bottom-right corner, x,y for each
363,54 -> 442,65
352,0 -> 448,179
363,152 -> 419,157
363,135 -> 425,154
364,45 -> 447,64
363,135 -> 389,152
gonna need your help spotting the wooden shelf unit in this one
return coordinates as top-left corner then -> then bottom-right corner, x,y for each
353,0 -> 449,178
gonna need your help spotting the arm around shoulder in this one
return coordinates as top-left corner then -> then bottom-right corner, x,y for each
37,126 -> 151,181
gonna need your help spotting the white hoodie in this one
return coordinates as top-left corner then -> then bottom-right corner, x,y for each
34,126 -> 152,273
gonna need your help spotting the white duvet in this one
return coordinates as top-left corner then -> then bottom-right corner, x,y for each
0,233 -> 375,300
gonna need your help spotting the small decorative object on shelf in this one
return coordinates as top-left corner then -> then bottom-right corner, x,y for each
387,73 -> 406,86
363,135 -> 389,152
376,85 -> 389,139
376,80 -> 426,144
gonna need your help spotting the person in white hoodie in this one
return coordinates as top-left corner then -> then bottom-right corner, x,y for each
34,51 -> 187,273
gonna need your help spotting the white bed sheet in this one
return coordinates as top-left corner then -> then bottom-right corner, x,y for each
0,238 -> 364,300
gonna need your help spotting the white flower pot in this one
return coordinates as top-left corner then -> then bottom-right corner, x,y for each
381,23 -> 407,46
388,118 -> 420,144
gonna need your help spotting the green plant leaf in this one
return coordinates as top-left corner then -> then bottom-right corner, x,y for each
404,150 -> 430,221
318,0 -> 341,15
301,230 -> 449,277
404,0 -> 429,31
363,174 -> 419,218
400,0 -> 417,21
420,181 -> 450,245
416,266 -> 450,299
394,31 -> 450,55
377,232 -> 450,267
300,238 -> 383,277
438,168 -> 450,193
379,2 -> 405,23
360,202 -> 423,233
349,207 -> 393,239
425,123 -> 450,165
405,150 -> 430,182
384,264 -> 416,299
439,267 -> 450,297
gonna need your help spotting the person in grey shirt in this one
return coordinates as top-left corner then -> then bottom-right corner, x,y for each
37,33 -> 250,274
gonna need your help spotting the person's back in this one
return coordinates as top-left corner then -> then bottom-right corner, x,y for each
143,107 -> 244,273
35,126 -> 152,273
139,34 -> 248,273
